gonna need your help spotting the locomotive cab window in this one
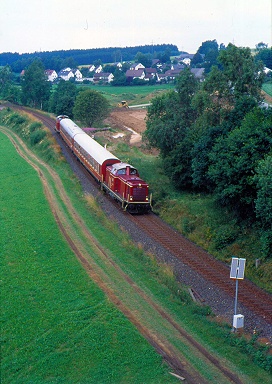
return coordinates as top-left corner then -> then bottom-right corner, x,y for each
130,168 -> 137,175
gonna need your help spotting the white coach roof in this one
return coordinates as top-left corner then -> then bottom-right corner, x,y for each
60,118 -> 83,137
75,132 -> 119,167
60,118 -> 119,165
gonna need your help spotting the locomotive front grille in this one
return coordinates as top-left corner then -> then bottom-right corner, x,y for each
133,187 -> 146,201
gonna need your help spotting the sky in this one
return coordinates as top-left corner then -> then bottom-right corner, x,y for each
1,0 -> 271,55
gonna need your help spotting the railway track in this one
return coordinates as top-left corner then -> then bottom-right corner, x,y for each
130,213 -> 272,325
8,104 -> 272,330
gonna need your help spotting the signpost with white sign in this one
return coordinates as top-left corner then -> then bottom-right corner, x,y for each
230,257 -> 246,330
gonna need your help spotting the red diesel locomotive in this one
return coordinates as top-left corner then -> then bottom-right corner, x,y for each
56,116 -> 152,213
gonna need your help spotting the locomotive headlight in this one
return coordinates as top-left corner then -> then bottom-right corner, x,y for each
130,196 -> 133,201
139,183 -> 142,187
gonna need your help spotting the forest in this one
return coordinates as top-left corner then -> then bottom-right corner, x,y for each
0,44 -> 180,73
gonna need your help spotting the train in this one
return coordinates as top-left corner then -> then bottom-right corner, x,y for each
55,115 -> 152,213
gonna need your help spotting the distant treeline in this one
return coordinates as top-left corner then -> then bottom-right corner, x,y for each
0,44 -> 180,73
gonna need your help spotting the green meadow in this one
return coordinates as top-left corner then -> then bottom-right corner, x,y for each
262,82 -> 272,97
78,83 -> 173,106
0,132 -> 175,384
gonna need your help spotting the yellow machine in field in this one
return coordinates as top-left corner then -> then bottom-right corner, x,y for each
118,100 -> 129,108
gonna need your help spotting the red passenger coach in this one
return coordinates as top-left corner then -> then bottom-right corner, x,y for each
56,116 -> 152,213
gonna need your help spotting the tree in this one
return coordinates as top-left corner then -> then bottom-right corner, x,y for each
145,68 -> 199,188
144,91 -> 183,156
49,80 -> 77,117
175,68 -> 198,125
135,52 -> 152,68
197,44 -> 264,129
207,108 -> 272,213
218,43 -> 264,101
111,70 -> 127,86
195,40 -> 219,72
254,155 -> 272,228
103,64 -> 117,73
145,69 -> 198,156
62,56 -> 77,69
21,59 -> 50,109
255,48 -> 272,69
0,65 -> 21,103
254,154 -> 272,257
197,40 -> 219,56
255,42 -> 268,51
191,125 -> 223,191
191,52 -> 203,67
0,65 -> 12,96
73,89 -> 110,126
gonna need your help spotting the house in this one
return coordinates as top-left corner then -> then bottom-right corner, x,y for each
71,68 -> 82,80
45,69 -> 58,82
144,68 -> 158,81
125,69 -> 145,82
88,64 -> 102,73
156,69 -> 183,83
164,69 -> 183,81
190,68 -> 205,80
171,63 -> 185,71
177,53 -> 195,66
130,63 -> 145,71
157,73 -> 168,83
264,66 -> 272,75
58,69 -> 74,81
152,59 -> 162,68
178,53 -> 195,61
94,65 -> 103,73
57,68 -> 82,81
114,62 -> 123,69
93,72 -> 114,83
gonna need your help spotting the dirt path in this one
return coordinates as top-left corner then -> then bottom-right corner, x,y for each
1,125 -> 246,383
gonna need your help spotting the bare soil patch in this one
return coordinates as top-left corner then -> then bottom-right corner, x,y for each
108,108 -> 147,133
105,108 -> 147,146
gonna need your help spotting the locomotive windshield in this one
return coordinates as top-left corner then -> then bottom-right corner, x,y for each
111,163 -> 138,176
116,167 -> 138,175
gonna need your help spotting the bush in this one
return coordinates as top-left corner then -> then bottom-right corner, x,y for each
30,129 -> 46,145
228,333 -> 272,373
29,121 -> 42,132
213,224 -> 239,250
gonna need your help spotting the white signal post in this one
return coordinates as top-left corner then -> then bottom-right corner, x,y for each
230,257 -> 246,331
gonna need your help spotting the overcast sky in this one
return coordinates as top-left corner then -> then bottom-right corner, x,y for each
1,0 -> 271,54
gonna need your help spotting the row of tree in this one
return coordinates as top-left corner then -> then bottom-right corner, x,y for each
0,44 -> 179,73
144,43 -> 272,257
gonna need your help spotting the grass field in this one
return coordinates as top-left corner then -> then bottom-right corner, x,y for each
77,83 -> 173,107
1,110 -> 272,383
262,83 -> 272,97
0,132 -> 175,384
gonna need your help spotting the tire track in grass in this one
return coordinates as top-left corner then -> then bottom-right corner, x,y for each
1,125 -> 245,384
